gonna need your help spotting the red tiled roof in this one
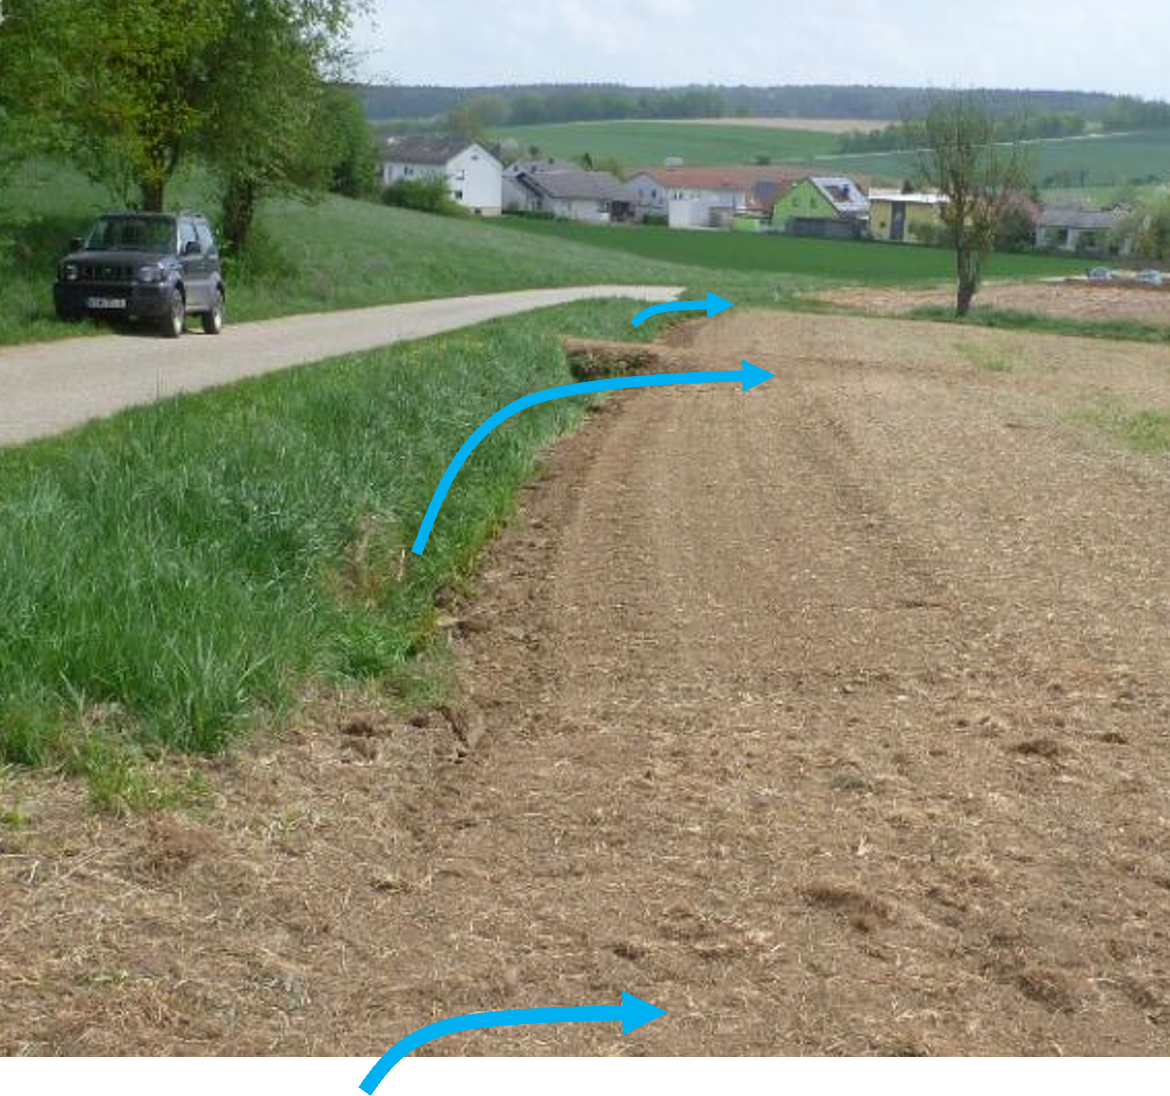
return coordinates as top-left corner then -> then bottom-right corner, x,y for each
632,166 -> 814,191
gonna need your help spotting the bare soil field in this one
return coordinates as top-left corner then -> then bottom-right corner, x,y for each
814,280 -> 1170,327
4,312 -> 1170,1057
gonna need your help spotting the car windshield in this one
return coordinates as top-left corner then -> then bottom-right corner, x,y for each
84,216 -> 176,254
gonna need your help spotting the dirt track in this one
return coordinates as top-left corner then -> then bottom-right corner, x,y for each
3,311 -> 1170,1056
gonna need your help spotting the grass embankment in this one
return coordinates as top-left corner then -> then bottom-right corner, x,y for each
0,299 -> 662,806
494,218 -> 1086,284
491,120 -> 840,167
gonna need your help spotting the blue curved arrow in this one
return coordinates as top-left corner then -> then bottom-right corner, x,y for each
412,361 -> 774,555
631,292 -> 734,328
359,992 -> 666,1091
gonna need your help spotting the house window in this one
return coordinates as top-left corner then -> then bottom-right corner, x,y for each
454,190 -> 464,200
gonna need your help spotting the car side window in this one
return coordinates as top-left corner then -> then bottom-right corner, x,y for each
195,223 -> 216,255
179,220 -> 200,255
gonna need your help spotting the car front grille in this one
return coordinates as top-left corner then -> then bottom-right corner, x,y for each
79,263 -> 134,282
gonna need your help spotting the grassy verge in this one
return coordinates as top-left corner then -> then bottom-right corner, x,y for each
911,305 -> 1170,346
0,299 -> 663,803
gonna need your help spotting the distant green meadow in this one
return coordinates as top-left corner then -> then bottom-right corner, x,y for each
492,120 -> 840,167
494,119 -> 1170,191
494,218 -> 1086,285
810,127 -> 1170,188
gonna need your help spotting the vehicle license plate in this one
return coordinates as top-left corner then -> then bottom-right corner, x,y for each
86,297 -> 127,310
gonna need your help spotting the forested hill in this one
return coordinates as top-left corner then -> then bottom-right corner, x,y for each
358,83 -> 1137,124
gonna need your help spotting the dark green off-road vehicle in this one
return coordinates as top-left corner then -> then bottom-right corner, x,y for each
54,211 -> 226,338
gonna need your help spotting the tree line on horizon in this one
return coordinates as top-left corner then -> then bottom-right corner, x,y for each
841,96 -> 1170,154
358,82 -> 1159,128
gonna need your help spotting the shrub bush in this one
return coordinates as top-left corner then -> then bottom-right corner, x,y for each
382,177 -> 464,217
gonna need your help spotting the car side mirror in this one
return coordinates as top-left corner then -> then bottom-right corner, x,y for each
182,240 -> 201,256
70,237 -> 83,251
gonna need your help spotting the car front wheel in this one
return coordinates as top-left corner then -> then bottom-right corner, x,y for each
162,288 -> 185,338
201,289 -> 225,335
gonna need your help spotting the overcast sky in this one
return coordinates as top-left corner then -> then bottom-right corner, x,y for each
351,0 -> 1169,99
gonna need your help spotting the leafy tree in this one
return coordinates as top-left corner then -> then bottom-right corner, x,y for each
1117,194 -> 1170,261
71,0 -> 231,210
0,0 -> 232,209
201,1 -> 367,253
919,93 -> 1032,316
0,0 -> 90,178
444,97 -> 506,142
314,84 -> 380,200
1,0 -> 366,238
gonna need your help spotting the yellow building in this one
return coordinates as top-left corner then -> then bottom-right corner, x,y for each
869,190 -> 948,244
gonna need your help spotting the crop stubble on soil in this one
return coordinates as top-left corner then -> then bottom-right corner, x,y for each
3,312 -> 1170,1056
813,281 -> 1170,327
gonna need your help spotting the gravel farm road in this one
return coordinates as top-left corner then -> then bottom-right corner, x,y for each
0,285 -> 682,448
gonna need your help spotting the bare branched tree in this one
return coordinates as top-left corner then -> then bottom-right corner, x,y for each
919,92 -> 1033,316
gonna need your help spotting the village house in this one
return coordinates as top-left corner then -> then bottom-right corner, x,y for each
501,160 -> 579,213
1035,206 -> 1128,255
383,136 -> 503,217
869,190 -> 949,244
771,176 -> 869,238
629,167 -> 812,229
505,166 -> 636,223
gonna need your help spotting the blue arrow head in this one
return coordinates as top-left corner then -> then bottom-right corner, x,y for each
621,992 -> 667,1035
706,293 -> 735,318
741,361 -> 775,392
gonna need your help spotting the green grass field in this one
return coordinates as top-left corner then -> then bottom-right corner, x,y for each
810,128 -> 1170,187
492,120 -> 840,167
0,300 -> 670,804
494,218 -> 1086,284
493,119 -> 1170,189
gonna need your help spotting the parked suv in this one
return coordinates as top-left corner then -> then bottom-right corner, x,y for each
54,211 -> 226,338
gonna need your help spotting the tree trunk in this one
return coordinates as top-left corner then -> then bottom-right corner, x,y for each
221,176 -> 258,257
955,246 -> 977,317
140,177 -> 165,213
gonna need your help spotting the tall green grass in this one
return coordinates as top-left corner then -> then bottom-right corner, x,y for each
0,300 -> 660,771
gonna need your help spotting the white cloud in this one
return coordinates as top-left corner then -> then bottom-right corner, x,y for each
352,0 -> 1170,98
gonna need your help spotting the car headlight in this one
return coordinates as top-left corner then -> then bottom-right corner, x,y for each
63,263 -> 79,282
137,264 -> 164,284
